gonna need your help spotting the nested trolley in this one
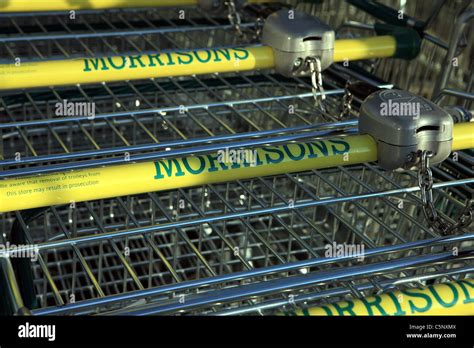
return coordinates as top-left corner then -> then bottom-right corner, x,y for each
0,0 -> 472,316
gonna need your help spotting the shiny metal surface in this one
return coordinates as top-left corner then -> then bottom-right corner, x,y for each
0,1 -> 472,316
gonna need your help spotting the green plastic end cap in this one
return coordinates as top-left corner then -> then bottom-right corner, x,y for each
374,23 -> 422,60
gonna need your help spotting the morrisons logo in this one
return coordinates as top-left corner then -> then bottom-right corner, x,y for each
82,48 -> 250,72
153,139 -> 350,180
285,279 -> 474,316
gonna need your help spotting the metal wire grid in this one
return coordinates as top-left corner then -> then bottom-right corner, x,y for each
0,6 -> 262,60
0,4 -> 472,315
23,163 -> 472,315
295,0 -> 474,105
0,5 -> 272,174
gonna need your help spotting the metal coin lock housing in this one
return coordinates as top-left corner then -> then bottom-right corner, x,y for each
359,89 -> 453,170
261,10 -> 335,77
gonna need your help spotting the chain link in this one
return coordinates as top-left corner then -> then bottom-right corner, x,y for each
252,17 -> 265,41
225,0 -> 243,37
417,150 -> 473,235
339,81 -> 353,119
306,56 -> 326,113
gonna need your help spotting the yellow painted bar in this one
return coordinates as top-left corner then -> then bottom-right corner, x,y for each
0,135 -> 376,213
0,123 -> 471,213
283,279 -> 474,316
0,47 -> 275,90
0,0 -> 195,12
0,0 -> 273,12
0,37 -> 401,91
452,122 -> 474,151
333,35 -> 397,62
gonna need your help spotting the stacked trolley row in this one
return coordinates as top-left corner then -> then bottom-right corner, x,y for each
0,0 -> 472,315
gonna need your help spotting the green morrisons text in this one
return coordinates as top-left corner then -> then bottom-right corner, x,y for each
285,279 -> 474,316
83,48 -> 250,72
153,139 -> 350,180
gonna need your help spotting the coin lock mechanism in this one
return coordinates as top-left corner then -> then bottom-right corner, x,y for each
359,89 -> 453,170
261,10 -> 335,77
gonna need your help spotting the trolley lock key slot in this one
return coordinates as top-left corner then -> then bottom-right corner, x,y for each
358,89 -> 453,170
358,90 -> 472,235
261,10 -> 335,76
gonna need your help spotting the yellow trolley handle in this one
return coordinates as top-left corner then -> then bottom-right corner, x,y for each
333,23 -> 421,63
0,122 -> 472,214
0,8 -> 421,90
283,279 -> 474,316
0,0 -> 272,12
0,36 -> 414,90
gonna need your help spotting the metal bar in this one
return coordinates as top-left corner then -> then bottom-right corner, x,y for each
453,122 -> 474,150
0,0 -> 275,12
284,279 -> 474,316
0,36 -> 406,90
31,232 -> 474,315
219,267 -> 474,316
104,251 -> 474,315
0,256 -> 27,315
0,122 -> 472,213
333,36 -> 397,62
433,8 -> 474,97
0,3 -> 471,316
0,119 -> 357,177
0,24 -> 256,43
0,0 -> 198,12
0,90 -> 348,130
1,178 -> 472,257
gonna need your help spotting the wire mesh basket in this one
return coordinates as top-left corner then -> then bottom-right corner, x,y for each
0,0 -> 472,316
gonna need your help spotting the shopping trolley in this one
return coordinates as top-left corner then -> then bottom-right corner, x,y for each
0,0 -> 472,316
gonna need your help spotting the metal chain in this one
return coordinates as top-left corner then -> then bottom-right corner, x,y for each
306,57 -> 326,113
339,81 -> 353,119
417,150 -> 473,235
225,0 -> 243,37
252,17 -> 265,42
